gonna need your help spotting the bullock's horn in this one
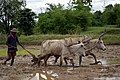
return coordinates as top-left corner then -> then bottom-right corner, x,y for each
64,42 -> 81,47
99,30 -> 107,39
82,37 -> 92,43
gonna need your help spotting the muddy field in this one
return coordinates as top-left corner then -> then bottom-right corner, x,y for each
0,45 -> 120,80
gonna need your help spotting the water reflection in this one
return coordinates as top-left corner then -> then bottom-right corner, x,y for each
29,70 -> 59,80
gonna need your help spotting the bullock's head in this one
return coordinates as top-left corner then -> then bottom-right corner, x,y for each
96,31 -> 107,51
96,38 -> 106,51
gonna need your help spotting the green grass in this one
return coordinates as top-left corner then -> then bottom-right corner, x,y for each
83,26 -> 120,34
0,49 -> 7,56
0,49 -> 40,57
103,35 -> 120,45
0,26 -> 120,45
19,34 -> 82,45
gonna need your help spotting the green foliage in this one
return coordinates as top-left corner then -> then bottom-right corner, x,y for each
103,4 -> 120,26
0,0 -> 120,36
36,1 -> 92,34
103,9 -> 116,25
92,3 -> 120,27
0,0 -> 26,33
113,4 -> 120,27
15,8 -> 37,35
72,0 -> 92,10
92,11 -> 104,26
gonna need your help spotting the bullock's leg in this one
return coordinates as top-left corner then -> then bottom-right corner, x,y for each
89,53 -> 102,65
44,55 -> 50,66
64,57 -> 68,65
54,56 -> 60,64
79,55 -> 82,66
38,59 -> 41,67
70,59 -> 74,68
60,56 -> 63,67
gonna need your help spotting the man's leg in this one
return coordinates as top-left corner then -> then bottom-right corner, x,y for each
10,52 -> 16,66
4,56 -> 11,65
10,56 -> 15,66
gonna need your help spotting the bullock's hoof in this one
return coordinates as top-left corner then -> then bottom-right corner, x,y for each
90,61 -> 102,65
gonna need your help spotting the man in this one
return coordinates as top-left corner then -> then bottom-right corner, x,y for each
4,28 -> 24,66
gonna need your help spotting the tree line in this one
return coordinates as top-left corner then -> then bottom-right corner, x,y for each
0,0 -> 120,35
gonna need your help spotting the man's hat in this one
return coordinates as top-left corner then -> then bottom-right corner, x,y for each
10,28 -> 18,32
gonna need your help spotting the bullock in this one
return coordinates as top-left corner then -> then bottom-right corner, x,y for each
61,42 -> 86,67
63,32 -> 107,66
31,37 -> 86,67
78,32 -> 107,66
78,38 -> 106,66
37,40 -> 63,67
30,32 -> 106,67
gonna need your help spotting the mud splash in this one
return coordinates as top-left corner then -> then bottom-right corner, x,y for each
28,70 -> 59,80
99,58 -> 120,66
82,57 -> 120,66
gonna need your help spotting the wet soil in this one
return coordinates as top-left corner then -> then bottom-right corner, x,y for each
0,45 -> 120,80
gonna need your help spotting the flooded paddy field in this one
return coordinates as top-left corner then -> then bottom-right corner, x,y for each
0,45 -> 120,80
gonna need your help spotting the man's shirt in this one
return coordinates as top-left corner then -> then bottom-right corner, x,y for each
6,35 -> 19,52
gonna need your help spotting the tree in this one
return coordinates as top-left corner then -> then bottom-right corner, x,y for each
72,0 -> 92,10
71,0 -> 92,31
103,4 -> 120,26
92,11 -> 104,26
37,3 -> 67,34
113,4 -> 120,27
0,0 -> 25,33
103,4 -> 116,25
46,3 -> 64,12
15,8 -> 37,35
105,4 -> 113,10
36,0 -> 92,34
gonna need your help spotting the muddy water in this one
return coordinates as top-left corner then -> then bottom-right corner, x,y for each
94,77 -> 120,80
0,45 -> 120,80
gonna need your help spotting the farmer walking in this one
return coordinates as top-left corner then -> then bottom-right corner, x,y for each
4,28 -> 24,66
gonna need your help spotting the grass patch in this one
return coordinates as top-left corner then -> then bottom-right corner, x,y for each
0,49 -> 40,57
19,34 -> 82,45
0,26 -> 120,45
0,49 -> 7,57
17,49 -> 40,55
103,35 -> 120,45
